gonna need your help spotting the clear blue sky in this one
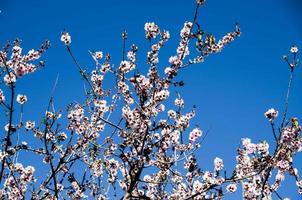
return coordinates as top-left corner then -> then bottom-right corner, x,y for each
0,0 -> 302,199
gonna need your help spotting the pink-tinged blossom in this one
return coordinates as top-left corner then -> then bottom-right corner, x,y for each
45,111 -> 56,119
226,183 -> 237,193
25,121 -> 35,130
1,40 -> 48,80
189,128 -> 202,142
277,160 -> 290,172
264,108 -> 278,122
275,171 -> 285,182
127,51 -> 136,63
297,180 -> 302,188
56,183 -> 64,192
175,21 -> 193,60
94,100 -> 108,113
118,81 -> 134,105
101,63 -> 110,73
143,175 -> 152,182
147,44 -> 160,65
281,127 -> 297,142
241,137 -> 257,154
164,67 -> 172,74
154,89 -> 169,102
169,56 -> 182,66
290,45 -> 298,54
16,94 -> 27,105
25,49 -> 41,61
70,181 -> 87,199
175,98 -> 184,107
214,157 -> 224,171
193,180 -> 203,193
158,104 -> 165,112
202,171 -> 216,184
241,137 -> 251,147
90,159 -> 103,177
94,51 -> 103,60
161,30 -> 170,41
3,73 -> 16,85
3,163 -> 35,199
180,22 -> 192,38
61,31 -> 71,45
105,158 -> 119,183
119,60 -> 135,73
257,141 -> 269,155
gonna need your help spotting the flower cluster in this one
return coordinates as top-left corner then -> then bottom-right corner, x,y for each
0,39 -> 49,80
119,60 -> 135,74
144,22 -> 160,39
118,81 -> 133,104
147,29 -> 170,67
67,104 -> 85,133
105,158 -> 119,183
234,118 -> 302,199
154,89 -> 170,102
178,22 -> 192,58
91,69 -> 105,95
69,181 -> 86,199
1,164 -> 35,199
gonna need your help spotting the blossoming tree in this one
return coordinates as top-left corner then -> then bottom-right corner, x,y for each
0,0 -> 301,199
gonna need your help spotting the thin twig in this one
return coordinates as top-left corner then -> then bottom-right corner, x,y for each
66,46 -> 96,96
281,69 -> 294,129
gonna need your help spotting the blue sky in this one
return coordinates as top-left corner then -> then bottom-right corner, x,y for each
0,0 -> 302,199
